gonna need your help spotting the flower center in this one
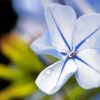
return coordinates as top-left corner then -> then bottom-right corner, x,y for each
61,50 -> 77,59
67,51 -> 77,59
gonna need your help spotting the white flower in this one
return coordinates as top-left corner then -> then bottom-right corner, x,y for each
31,3 -> 100,95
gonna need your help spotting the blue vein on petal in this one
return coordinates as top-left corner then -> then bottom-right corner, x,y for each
57,58 -> 69,83
75,56 -> 99,73
60,52 -> 67,55
51,58 -> 69,91
75,27 -> 100,51
49,8 -> 71,51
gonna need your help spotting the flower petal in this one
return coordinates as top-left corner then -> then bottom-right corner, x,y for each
73,14 -> 100,51
45,4 -> 76,52
36,59 -> 77,94
75,49 -> 100,89
12,0 -> 43,17
76,49 -> 100,73
31,32 -> 62,59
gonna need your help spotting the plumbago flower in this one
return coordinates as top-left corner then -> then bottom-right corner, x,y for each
31,4 -> 100,94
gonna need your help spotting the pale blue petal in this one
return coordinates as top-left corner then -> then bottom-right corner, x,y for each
75,49 -> 100,89
12,0 -> 43,17
73,14 -> 100,51
36,59 -> 77,94
76,49 -> 100,73
31,32 -> 63,59
45,4 -> 76,52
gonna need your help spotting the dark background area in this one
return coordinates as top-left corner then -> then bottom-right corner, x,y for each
0,0 -> 17,36
0,0 -> 17,91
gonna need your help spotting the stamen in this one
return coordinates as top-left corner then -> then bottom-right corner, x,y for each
67,50 -> 77,59
61,49 -> 77,59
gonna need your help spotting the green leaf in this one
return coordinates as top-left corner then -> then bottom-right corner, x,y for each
1,35 -> 44,72
0,81 -> 37,100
